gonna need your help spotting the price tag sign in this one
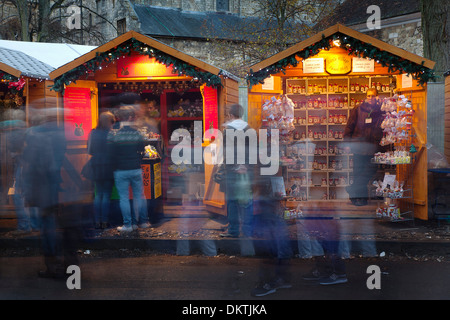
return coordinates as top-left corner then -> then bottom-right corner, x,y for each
303,58 -> 324,73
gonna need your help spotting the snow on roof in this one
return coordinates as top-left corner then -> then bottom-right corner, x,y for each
0,47 -> 54,79
0,40 -> 97,69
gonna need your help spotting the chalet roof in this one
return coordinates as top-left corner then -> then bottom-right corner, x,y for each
49,30 -> 239,91
247,24 -> 435,86
0,40 -> 96,79
251,24 -> 433,71
50,30 -> 235,78
315,0 -> 421,30
0,46 -> 54,79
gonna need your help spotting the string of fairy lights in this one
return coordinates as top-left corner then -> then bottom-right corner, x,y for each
246,32 -> 436,88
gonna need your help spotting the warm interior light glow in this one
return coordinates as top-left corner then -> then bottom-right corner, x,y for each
117,56 -> 174,78
333,39 -> 341,47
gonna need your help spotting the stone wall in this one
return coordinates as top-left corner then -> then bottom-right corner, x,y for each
365,21 -> 423,57
157,37 -> 245,78
74,0 -> 141,45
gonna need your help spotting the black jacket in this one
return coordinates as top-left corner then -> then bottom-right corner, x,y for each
107,124 -> 146,171
88,128 -> 114,181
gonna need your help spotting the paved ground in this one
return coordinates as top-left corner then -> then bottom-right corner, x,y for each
1,253 -> 449,301
1,205 -> 449,259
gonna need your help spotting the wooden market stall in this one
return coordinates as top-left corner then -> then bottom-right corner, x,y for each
0,50 -> 57,210
48,31 -> 239,215
246,24 -> 435,220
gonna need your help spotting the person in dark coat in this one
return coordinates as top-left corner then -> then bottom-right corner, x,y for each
87,111 -> 115,229
344,88 -> 385,206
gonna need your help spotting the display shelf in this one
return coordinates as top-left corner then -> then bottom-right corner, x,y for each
284,75 -> 393,201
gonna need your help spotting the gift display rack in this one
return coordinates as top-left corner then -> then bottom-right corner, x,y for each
281,75 -> 393,201
372,94 -> 415,223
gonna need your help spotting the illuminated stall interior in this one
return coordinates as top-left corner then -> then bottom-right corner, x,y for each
247,24 -> 435,220
49,31 -> 238,213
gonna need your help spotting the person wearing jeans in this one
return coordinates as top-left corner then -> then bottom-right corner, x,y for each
107,106 -> 149,232
88,111 -> 115,229
88,111 -> 116,229
114,168 -> 148,229
93,180 -> 113,228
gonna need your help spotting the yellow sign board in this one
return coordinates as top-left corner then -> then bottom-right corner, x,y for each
326,56 -> 352,75
153,162 -> 162,198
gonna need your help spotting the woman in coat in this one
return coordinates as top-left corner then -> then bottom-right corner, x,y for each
87,111 -> 116,229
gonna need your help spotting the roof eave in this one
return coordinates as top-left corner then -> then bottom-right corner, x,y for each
0,61 -> 22,78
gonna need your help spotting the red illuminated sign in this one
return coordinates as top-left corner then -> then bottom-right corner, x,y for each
117,55 -> 174,78
63,87 -> 92,141
201,85 -> 218,135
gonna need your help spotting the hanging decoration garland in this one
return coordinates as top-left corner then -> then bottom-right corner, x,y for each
246,33 -> 436,88
0,73 -> 25,108
51,38 -> 223,93
0,72 -> 19,82
8,78 -> 26,92
0,72 -> 25,95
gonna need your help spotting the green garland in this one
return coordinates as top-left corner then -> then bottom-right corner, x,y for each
0,72 -> 19,82
246,33 -> 436,87
51,38 -> 223,93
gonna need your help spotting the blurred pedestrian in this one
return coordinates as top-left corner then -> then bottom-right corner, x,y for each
220,104 -> 254,238
0,109 -> 39,235
251,173 -> 293,297
344,88 -> 385,206
301,217 -> 347,285
22,109 -> 67,278
87,111 -> 115,229
107,106 -> 149,233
